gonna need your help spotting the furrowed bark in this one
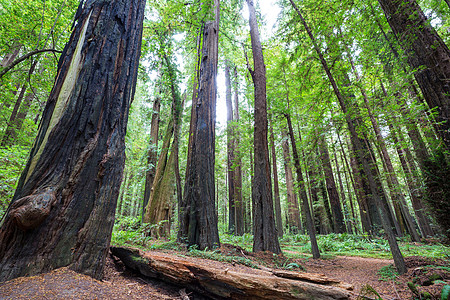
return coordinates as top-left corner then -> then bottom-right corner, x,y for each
182,0 -> 220,250
0,0 -> 146,281
247,0 -> 281,254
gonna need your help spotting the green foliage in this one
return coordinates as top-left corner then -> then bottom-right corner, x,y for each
441,285 -> 450,300
357,284 -> 383,300
377,265 -> 399,282
280,233 -> 449,259
186,246 -> 259,269
0,144 -> 29,214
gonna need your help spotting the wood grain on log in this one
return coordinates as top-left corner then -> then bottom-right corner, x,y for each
110,246 -> 351,300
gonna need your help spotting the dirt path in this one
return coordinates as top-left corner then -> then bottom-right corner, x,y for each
0,249 -> 448,299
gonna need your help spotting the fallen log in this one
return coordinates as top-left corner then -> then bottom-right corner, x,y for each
110,246 -> 351,300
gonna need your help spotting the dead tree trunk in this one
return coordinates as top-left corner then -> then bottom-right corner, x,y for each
246,0 -> 281,254
111,246 -> 351,300
0,0 -> 146,282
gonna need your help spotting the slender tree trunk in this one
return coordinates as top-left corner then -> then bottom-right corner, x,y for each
377,0 -> 450,150
225,61 -> 236,234
388,120 -> 435,237
247,0 -> 280,254
181,0 -> 220,250
282,133 -> 302,234
232,67 -> 245,236
0,0 -> 146,281
142,92 -> 161,221
270,118 -> 283,237
333,150 -> 352,234
285,114 -> 320,258
318,135 -> 346,233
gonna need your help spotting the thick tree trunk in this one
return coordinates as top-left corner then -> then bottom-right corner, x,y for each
270,118 -> 283,237
377,0 -> 450,150
181,0 -> 220,250
282,134 -> 302,234
142,93 -> 161,221
318,135 -> 346,233
286,114 -> 320,258
247,0 -> 281,254
0,0 -> 145,282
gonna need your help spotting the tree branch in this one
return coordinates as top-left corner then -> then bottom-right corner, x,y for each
0,49 -> 63,80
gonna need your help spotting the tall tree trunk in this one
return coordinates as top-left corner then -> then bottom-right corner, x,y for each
377,0 -> 450,150
181,0 -> 220,250
333,150 -> 352,234
232,67 -> 245,236
0,0 -> 146,281
225,61 -> 236,234
142,92 -> 161,221
270,117 -> 283,237
246,0 -> 280,254
318,135 -> 346,233
282,133 -> 302,234
285,113 -> 320,258
177,28 -> 202,243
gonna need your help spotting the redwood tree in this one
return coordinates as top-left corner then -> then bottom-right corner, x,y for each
0,0 -> 146,281
180,0 -> 220,250
247,0 -> 281,254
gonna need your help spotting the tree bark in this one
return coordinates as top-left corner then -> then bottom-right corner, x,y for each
247,0 -> 281,254
0,0 -> 146,282
181,0 -> 220,250
377,0 -> 450,150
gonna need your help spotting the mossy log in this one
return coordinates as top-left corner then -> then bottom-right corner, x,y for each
110,246 -> 351,300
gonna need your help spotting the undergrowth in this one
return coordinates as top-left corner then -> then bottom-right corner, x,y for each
111,218 -> 450,263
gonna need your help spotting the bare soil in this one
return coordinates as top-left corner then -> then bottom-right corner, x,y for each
0,245 -> 448,299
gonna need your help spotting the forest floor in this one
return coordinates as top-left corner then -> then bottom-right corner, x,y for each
0,244 -> 448,299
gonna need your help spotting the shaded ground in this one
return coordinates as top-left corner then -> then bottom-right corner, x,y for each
0,245 -> 448,299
